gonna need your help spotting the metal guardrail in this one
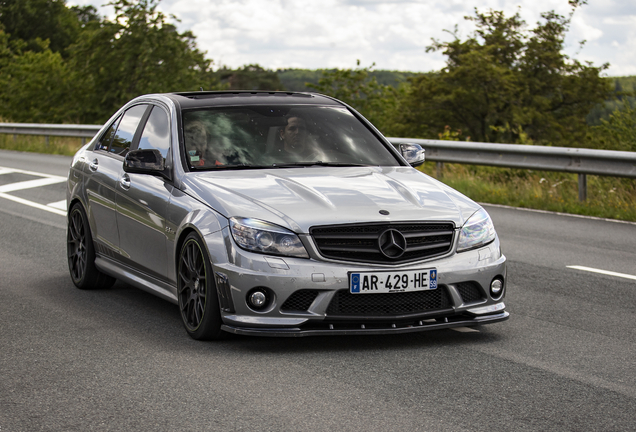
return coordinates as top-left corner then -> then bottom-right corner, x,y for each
1,123 -> 634,201
0,123 -> 101,138
389,138 -> 636,201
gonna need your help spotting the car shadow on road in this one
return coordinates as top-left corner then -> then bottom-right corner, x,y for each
44,275 -> 507,355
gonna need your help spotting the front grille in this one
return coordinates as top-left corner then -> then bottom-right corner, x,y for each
311,222 -> 454,264
326,287 -> 451,316
456,282 -> 484,303
281,290 -> 319,312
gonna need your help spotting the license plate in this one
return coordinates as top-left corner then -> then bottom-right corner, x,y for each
349,269 -> 437,294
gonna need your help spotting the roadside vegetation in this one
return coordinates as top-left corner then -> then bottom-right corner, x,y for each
0,133 -> 83,156
418,163 -> 636,222
0,0 -> 634,221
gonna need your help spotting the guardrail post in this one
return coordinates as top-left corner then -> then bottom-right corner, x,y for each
578,174 -> 587,201
45,136 -> 50,147
436,162 -> 444,179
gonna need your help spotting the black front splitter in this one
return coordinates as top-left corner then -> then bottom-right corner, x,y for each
221,311 -> 509,337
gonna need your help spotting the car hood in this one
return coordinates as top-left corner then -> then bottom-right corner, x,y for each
182,166 -> 481,233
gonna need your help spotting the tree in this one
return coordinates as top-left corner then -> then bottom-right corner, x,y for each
68,0 -> 220,123
0,38 -> 78,122
588,101 -> 636,152
308,61 -> 403,135
217,64 -> 283,90
399,5 -> 612,146
0,0 -> 80,55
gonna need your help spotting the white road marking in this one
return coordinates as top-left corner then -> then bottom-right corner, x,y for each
451,327 -> 480,333
0,192 -> 66,216
567,265 -> 636,281
0,166 -> 66,180
47,200 -> 67,210
0,177 -> 66,193
0,165 -> 67,217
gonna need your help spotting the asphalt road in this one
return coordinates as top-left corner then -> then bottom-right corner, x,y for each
1,149 -> 635,432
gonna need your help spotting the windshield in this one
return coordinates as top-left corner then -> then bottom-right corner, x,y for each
181,105 -> 401,169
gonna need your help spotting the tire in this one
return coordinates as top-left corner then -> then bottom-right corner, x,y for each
177,232 -> 224,340
67,203 -> 116,290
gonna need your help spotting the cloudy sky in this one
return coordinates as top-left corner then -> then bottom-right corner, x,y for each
66,0 -> 636,76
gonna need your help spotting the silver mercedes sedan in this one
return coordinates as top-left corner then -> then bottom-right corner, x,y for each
67,91 -> 508,339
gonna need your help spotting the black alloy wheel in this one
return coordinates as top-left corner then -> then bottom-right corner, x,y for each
67,203 -> 115,290
177,233 -> 223,340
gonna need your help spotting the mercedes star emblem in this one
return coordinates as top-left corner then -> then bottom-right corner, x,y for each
378,229 -> 407,258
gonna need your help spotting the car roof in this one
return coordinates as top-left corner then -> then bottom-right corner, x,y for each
163,91 -> 343,109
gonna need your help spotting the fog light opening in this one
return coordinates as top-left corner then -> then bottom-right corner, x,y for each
246,288 -> 270,311
490,277 -> 504,299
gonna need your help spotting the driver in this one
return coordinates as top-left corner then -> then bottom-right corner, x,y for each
279,116 -> 310,158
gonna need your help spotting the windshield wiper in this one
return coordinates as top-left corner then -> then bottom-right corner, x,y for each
191,161 -> 368,171
192,164 -> 273,170
272,161 -> 367,168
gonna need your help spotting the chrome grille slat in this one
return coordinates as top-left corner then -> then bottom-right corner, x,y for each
312,233 -> 379,240
407,241 -> 452,252
403,230 -> 454,238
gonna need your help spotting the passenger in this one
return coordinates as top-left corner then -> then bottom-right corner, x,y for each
184,120 -> 210,166
184,120 -> 224,167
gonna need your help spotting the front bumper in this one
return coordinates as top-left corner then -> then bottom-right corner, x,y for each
206,227 -> 508,337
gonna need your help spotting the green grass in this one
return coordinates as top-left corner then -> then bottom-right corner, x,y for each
418,162 -> 636,222
0,134 -> 85,156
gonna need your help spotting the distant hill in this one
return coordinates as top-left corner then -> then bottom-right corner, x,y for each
276,68 -> 421,92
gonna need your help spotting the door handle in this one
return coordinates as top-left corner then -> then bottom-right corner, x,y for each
89,159 -> 99,171
120,174 -> 131,190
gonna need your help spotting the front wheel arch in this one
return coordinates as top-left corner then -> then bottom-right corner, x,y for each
176,231 -> 224,340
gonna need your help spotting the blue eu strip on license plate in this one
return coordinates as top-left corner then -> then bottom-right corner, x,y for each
350,269 -> 437,294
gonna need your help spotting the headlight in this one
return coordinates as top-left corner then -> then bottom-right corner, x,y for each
457,208 -> 496,252
229,217 -> 309,258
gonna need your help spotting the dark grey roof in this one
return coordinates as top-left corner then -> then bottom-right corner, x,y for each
164,91 -> 342,109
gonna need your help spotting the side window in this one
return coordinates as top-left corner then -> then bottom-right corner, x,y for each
109,105 -> 148,156
96,116 -> 121,151
138,106 -> 170,158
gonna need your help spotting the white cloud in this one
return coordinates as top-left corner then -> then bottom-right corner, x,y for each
66,0 -> 636,75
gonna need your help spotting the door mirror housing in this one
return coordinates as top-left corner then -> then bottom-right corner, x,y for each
123,149 -> 165,174
395,143 -> 425,167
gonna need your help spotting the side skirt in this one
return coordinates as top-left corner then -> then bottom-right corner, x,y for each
95,255 -> 178,304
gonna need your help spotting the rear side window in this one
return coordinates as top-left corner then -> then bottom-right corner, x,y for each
109,105 -> 148,156
96,116 -> 121,151
138,106 -> 170,159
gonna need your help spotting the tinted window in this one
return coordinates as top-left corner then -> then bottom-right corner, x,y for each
96,116 -> 121,151
138,106 -> 170,158
182,105 -> 399,169
109,105 -> 148,156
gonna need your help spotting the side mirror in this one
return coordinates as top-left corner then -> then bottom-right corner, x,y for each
123,148 -> 165,174
396,143 -> 425,167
